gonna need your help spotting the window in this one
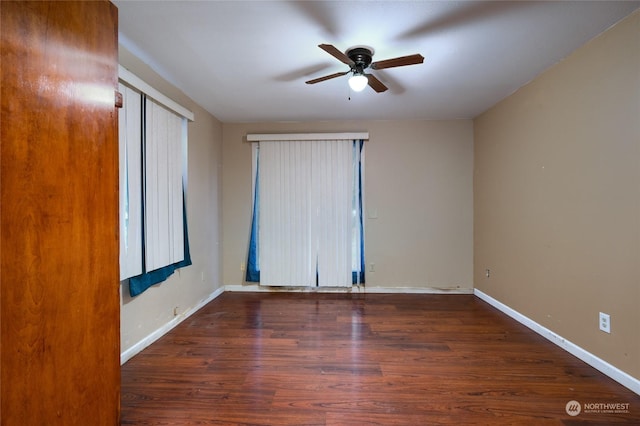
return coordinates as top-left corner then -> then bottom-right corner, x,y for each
118,66 -> 194,296
246,133 -> 366,287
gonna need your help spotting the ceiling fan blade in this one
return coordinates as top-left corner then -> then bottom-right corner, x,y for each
371,54 -> 424,70
318,44 -> 354,66
366,74 -> 388,93
305,71 -> 349,85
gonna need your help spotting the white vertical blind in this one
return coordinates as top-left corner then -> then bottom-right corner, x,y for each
314,140 -> 353,286
118,83 -> 143,280
144,98 -> 185,272
118,67 -> 193,285
258,139 -> 355,287
259,141 -> 314,286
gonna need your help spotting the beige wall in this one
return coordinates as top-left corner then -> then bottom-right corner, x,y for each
474,11 -> 639,379
118,46 -> 223,354
222,120 -> 474,291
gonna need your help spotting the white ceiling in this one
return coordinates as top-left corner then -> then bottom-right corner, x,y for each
114,1 -> 639,123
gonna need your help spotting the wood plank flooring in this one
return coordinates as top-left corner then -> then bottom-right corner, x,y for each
121,292 -> 640,425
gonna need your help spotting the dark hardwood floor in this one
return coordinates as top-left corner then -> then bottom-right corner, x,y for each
121,292 -> 640,425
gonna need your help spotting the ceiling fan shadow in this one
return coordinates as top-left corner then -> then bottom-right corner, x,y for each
396,1 -> 534,40
274,62 -> 336,82
286,1 -> 340,37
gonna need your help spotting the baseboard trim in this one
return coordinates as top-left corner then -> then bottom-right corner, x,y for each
474,289 -> 640,396
224,284 -> 473,295
364,286 -> 474,294
224,284 -> 361,293
120,286 -> 224,365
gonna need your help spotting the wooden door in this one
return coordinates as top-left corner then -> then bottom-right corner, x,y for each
1,1 -> 120,424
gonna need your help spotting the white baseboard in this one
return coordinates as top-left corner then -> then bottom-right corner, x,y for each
120,287 -> 224,365
364,286 -> 473,294
224,284 -> 360,293
474,289 -> 640,396
224,284 -> 473,295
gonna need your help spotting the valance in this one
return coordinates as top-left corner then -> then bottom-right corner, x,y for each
247,132 -> 368,142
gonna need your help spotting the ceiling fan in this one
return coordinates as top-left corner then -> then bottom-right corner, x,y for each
305,44 -> 424,93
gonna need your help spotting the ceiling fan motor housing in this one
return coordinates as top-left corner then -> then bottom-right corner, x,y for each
347,47 -> 373,72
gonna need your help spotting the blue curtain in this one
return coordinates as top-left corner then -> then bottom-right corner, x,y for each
246,140 -> 365,284
246,149 -> 260,282
128,191 -> 192,297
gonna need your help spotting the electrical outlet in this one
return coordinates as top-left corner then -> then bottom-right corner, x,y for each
173,306 -> 179,317
369,263 -> 375,272
485,269 -> 490,278
599,312 -> 610,333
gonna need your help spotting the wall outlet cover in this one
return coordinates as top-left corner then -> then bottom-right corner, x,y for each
599,312 -> 610,333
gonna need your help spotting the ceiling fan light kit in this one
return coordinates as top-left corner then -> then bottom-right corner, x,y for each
306,44 -> 424,94
348,74 -> 368,92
